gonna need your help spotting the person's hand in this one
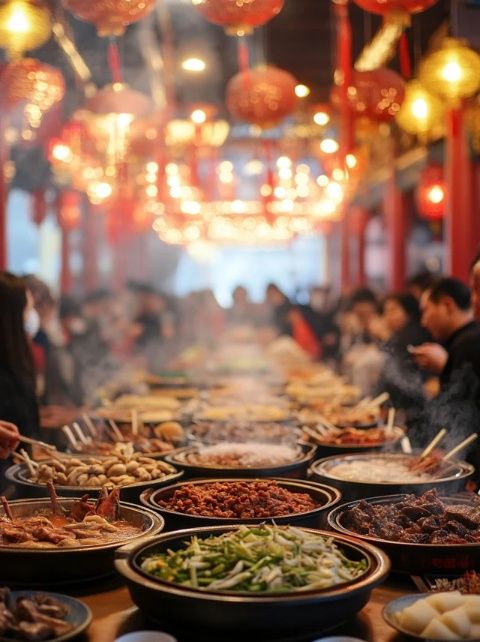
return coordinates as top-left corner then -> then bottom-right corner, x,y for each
409,342 -> 448,374
0,421 -> 19,459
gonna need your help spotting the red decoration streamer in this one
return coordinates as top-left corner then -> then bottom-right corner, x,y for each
399,31 -> 412,79
107,40 -> 123,84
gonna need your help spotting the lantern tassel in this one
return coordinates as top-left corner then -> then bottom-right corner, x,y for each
399,31 -> 412,79
107,39 -> 123,84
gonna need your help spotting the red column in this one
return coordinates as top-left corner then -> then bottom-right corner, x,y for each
350,207 -> 368,287
83,200 -> 98,293
60,229 -> 71,294
445,107 -> 473,282
472,162 -> 480,257
0,128 -> 8,270
340,217 -> 350,289
384,171 -> 406,291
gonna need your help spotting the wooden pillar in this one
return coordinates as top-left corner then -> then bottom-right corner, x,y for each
384,171 -> 406,291
445,107 -> 473,282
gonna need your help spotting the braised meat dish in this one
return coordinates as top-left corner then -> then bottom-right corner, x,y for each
158,480 -> 318,518
343,489 -> 480,544
0,587 -> 72,641
0,484 -> 142,549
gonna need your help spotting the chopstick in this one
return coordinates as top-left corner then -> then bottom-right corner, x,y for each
419,428 -> 447,461
131,409 -> 139,436
18,435 -> 57,452
443,433 -> 478,462
62,424 -> 80,451
108,420 -> 125,442
369,392 -> 390,407
72,422 -> 92,445
385,408 -> 396,434
82,413 -> 98,438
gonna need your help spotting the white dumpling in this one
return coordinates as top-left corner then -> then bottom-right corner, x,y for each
426,591 -> 464,613
440,607 -> 471,638
464,598 -> 480,624
397,601 -> 439,634
422,618 -> 460,640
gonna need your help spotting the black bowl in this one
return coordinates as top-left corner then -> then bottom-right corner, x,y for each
115,525 -> 390,641
139,477 -> 341,531
307,426 -> 404,458
310,451 -> 474,501
327,493 -> 480,575
164,442 -> 316,480
0,498 -> 164,587
5,460 -> 184,503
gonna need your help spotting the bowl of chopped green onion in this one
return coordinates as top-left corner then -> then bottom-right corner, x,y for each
115,524 -> 390,640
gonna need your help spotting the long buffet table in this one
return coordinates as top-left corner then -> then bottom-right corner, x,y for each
82,582 -> 411,642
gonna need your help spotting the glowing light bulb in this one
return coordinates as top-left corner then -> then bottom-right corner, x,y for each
181,57 -> 206,72
442,60 -> 463,84
320,138 -> 339,154
427,185 -> 445,204
411,98 -> 429,120
295,84 -> 310,98
313,111 -> 330,126
6,5 -> 30,33
191,109 -> 207,124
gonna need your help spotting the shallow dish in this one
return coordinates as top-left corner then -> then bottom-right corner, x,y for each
6,460 -> 183,503
383,593 -> 469,641
115,525 -> 390,640
140,478 -> 341,531
0,498 -> 164,586
311,452 -> 473,501
164,442 -> 316,479
0,590 -> 92,642
327,494 -> 480,575
305,426 -> 404,458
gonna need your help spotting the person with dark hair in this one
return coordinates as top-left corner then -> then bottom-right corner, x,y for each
381,293 -> 430,352
470,249 -> 480,321
0,272 -> 39,439
412,277 -> 480,387
406,271 -> 437,301
265,283 -> 292,336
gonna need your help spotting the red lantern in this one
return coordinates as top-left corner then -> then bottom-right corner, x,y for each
415,164 -> 446,221
58,191 -> 82,231
353,0 -> 438,15
61,0 -> 155,37
0,58 -> 64,111
226,65 -> 297,129
84,83 -> 152,117
193,0 -> 283,35
347,69 -> 405,122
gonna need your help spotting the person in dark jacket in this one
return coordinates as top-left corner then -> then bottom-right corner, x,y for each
0,272 -> 39,439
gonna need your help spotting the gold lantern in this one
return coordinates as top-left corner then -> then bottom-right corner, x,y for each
0,0 -> 51,59
419,38 -> 480,104
396,80 -> 445,139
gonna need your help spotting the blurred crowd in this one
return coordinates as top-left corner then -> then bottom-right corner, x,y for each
2,253 -> 480,460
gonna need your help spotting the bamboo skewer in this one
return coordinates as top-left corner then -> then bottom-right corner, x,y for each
1,496 -> 13,520
72,422 -> 92,445
62,425 -> 80,451
20,448 -> 37,478
82,414 -> 98,438
108,420 -> 124,442
419,428 -> 447,461
131,409 -> 139,436
316,414 -> 338,432
369,392 -> 390,407
17,435 -> 57,452
443,433 -> 478,462
386,408 -> 396,435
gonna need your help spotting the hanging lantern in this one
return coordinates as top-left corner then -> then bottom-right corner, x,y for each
61,0 -> 155,37
0,57 -> 64,112
353,0 -> 437,15
0,0 -> 52,60
395,80 -> 445,139
415,164 -> 446,221
58,190 -> 82,231
419,38 -> 480,104
347,68 -> 405,122
192,0 -> 283,36
226,65 -> 297,129
31,189 -> 47,226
